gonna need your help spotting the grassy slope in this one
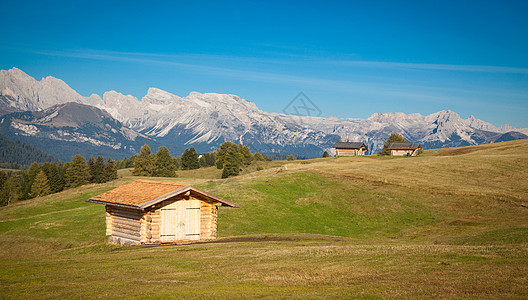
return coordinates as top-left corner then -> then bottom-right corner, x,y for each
0,139 -> 527,298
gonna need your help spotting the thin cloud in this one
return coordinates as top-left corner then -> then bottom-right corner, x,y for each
25,48 -> 528,106
332,60 -> 528,74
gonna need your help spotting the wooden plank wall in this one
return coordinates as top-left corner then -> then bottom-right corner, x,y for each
141,204 -> 161,244
106,206 -> 142,244
200,200 -> 218,240
337,148 -> 366,156
391,149 -> 413,156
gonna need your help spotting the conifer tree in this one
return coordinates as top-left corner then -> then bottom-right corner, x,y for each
133,144 -> 155,176
93,156 -> 106,183
215,142 -> 238,169
106,157 -> 118,181
379,133 -> 406,156
41,162 -> 65,193
221,145 -> 244,178
203,152 -> 216,166
66,154 -> 90,188
21,162 -> 41,199
199,155 -> 207,168
238,144 -> 253,165
1,173 -> 20,206
30,170 -> 50,198
155,146 -> 176,177
253,152 -> 265,161
88,156 -> 96,183
181,147 -> 200,170
322,151 -> 330,158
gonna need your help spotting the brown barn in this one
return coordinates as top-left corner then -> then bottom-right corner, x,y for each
388,142 -> 423,156
87,180 -> 239,245
332,142 -> 368,156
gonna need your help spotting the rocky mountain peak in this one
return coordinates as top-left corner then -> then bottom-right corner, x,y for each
143,88 -> 179,105
367,112 -> 408,123
428,110 -> 464,124
0,67 -> 87,111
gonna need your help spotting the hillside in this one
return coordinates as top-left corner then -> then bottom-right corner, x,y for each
0,132 -> 58,166
0,140 -> 527,298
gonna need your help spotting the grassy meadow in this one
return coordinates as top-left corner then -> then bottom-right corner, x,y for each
1,139 -> 527,298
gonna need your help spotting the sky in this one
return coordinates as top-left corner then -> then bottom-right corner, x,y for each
1,1 -> 527,127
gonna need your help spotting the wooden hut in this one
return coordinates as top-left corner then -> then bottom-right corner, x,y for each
388,142 -> 423,156
86,180 -> 239,245
332,142 -> 368,156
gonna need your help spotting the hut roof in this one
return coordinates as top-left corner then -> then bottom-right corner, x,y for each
332,142 -> 368,150
388,142 -> 422,150
87,180 -> 239,210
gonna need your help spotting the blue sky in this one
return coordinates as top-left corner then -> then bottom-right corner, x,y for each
1,1 -> 527,127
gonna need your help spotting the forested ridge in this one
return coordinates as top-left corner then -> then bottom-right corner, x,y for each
0,133 -> 59,167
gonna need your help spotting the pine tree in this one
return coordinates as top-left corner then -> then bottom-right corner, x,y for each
88,156 -> 96,183
201,152 -> 215,167
199,155 -> 207,168
20,162 -> 41,200
133,144 -> 155,176
221,145 -> 244,178
238,144 -> 253,165
42,162 -> 65,193
155,146 -> 176,177
322,151 -> 330,158
66,154 -> 90,188
215,142 -> 238,169
30,170 -> 50,198
253,152 -> 265,161
106,157 -> 118,181
181,147 -> 200,170
379,133 -> 406,156
1,173 -> 20,206
93,156 -> 106,183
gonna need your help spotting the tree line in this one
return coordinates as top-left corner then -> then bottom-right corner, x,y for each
129,142 -> 271,179
0,155 -> 117,207
0,132 -> 59,168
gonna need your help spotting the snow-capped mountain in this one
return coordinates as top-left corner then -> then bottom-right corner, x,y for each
1,67 -> 526,158
0,101 -> 157,161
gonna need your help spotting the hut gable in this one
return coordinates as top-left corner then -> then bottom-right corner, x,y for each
87,180 -> 239,245
332,142 -> 368,156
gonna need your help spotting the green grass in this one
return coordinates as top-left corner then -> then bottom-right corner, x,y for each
1,139 -> 527,298
207,172 -> 440,239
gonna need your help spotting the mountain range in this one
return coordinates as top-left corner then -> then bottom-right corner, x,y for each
1,67 -> 527,161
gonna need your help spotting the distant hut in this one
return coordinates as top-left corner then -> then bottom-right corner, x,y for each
332,142 -> 368,156
388,143 -> 423,156
87,180 -> 239,245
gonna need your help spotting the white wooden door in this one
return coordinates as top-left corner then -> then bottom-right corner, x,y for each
185,200 -> 201,241
161,200 -> 201,242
